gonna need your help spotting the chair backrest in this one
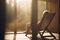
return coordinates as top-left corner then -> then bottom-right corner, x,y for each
38,12 -> 55,30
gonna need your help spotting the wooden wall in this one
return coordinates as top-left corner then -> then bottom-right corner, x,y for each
47,0 -> 59,33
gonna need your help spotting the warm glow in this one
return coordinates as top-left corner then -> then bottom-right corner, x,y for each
16,0 -> 32,3
16,0 -> 32,11
6,0 -> 32,33
11,0 -> 15,7
6,0 -> 9,4
11,3 -> 14,7
6,0 -> 32,29
6,0 -> 32,10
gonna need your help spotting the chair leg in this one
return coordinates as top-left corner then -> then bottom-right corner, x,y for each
39,28 -> 56,40
25,33 -> 27,36
47,28 -> 56,39
38,31 -> 42,37
38,30 -> 46,40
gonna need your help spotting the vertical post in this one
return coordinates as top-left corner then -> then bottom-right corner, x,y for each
58,0 -> 60,40
0,0 -> 5,40
13,0 -> 17,40
31,0 -> 38,40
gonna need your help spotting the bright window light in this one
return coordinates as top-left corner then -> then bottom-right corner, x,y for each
6,0 -> 10,4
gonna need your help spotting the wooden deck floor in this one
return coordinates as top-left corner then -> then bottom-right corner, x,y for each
4,32 -> 59,40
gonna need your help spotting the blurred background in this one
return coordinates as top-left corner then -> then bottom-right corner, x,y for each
5,0 -> 46,32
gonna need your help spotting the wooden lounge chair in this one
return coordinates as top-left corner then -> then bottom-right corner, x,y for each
37,12 -> 56,40
25,12 -> 56,40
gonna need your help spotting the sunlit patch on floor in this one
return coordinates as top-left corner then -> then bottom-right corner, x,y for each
5,34 -> 14,40
5,32 -> 59,40
16,34 -> 30,40
37,32 -> 59,40
5,32 -> 31,40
